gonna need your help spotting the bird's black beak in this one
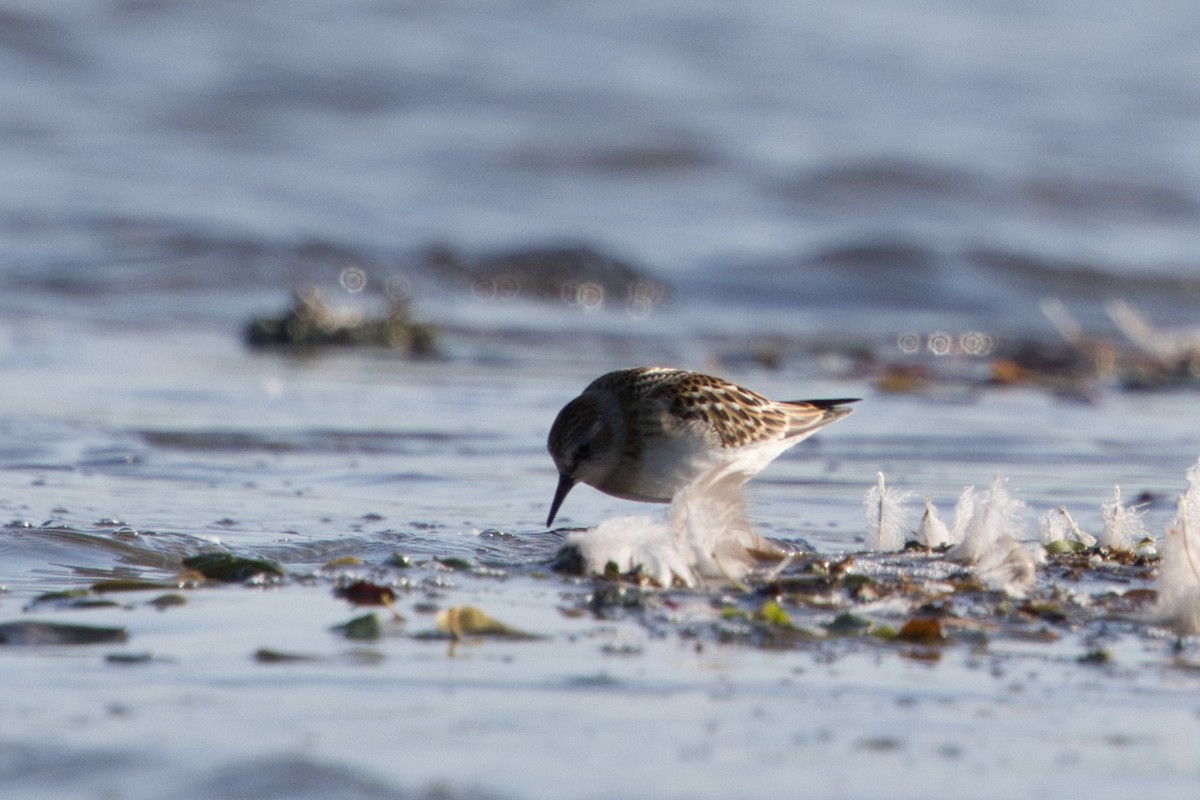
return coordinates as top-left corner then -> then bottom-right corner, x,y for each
546,472 -> 575,528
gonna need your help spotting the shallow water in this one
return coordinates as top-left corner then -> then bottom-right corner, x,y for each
4,316 -> 1200,799
4,1 -> 1200,798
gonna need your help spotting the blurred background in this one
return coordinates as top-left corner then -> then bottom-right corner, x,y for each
1,0 -> 1199,530
3,0 -> 1200,344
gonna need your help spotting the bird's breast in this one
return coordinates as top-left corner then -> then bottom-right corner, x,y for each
592,430 -> 731,502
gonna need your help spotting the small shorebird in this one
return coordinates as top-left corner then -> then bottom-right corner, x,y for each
545,367 -> 857,526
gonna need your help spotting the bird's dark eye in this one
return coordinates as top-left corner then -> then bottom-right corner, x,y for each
573,443 -> 592,463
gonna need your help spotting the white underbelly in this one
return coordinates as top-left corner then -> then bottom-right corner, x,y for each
625,436 -> 791,502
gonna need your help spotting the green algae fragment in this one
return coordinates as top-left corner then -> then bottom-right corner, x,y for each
1045,539 -> 1090,555
332,613 -> 382,640
105,651 -> 155,664
31,588 -> 89,603
0,621 -> 128,646
149,593 -> 188,609
823,612 -> 872,636
25,589 -> 120,610
71,599 -> 123,609
842,574 -> 875,592
1078,648 -> 1112,665
183,552 -> 284,582
388,552 -> 412,568
757,600 -> 795,628
1020,600 -> 1069,624
91,579 -> 178,593
254,648 -> 322,663
435,557 -> 472,571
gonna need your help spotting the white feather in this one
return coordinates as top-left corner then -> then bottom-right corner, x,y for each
568,466 -> 774,587
864,472 -> 913,552
947,476 -> 1027,565
949,485 -> 976,544
1099,485 -> 1148,552
669,468 -> 768,582
571,515 -> 696,587
942,476 -> 1035,595
974,535 -> 1037,598
918,496 -> 954,548
1151,459 -> 1200,635
1040,506 -> 1096,548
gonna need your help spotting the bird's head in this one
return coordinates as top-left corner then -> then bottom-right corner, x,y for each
545,393 -> 621,527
